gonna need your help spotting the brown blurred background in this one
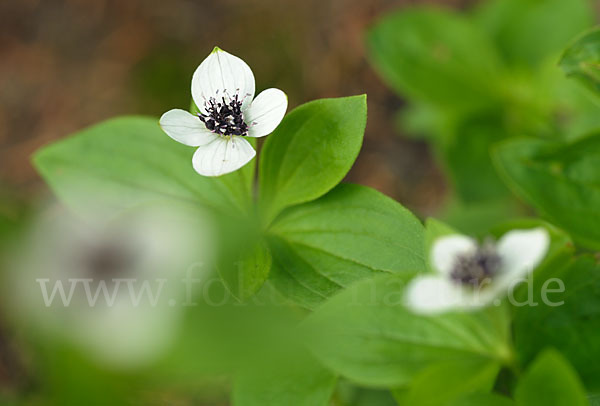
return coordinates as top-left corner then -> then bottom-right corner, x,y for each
0,0 -> 478,215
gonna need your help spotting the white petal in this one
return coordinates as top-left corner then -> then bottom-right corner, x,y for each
494,227 -> 550,288
404,275 -> 468,315
245,88 -> 288,138
431,235 -> 477,275
159,109 -> 218,147
191,47 -> 255,112
191,136 -> 256,177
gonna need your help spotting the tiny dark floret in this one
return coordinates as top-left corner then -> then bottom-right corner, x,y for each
198,92 -> 249,136
449,242 -> 502,288
82,242 -> 138,280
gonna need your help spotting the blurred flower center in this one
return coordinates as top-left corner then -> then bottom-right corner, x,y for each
198,91 -> 249,136
449,242 -> 502,288
82,242 -> 139,281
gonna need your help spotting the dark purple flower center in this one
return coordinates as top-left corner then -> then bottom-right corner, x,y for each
82,241 -> 138,281
449,242 -> 502,288
198,92 -> 249,136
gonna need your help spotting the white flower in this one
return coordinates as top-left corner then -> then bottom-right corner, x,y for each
10,203 -> 212,369
405,228 -> 550,314
159,47 -> 288,177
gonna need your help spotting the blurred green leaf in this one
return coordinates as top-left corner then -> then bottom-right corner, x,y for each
475,0 -> 592,68
513,255 -> 600,391
336,383 -> 398,406
268,184 -> 426,309
259,96 -> 366,223
367,7 -> 502,111
398,358 -> 500,406
440,198 -> 523,237
218,239 -> 272,301
448,392 -> 515,406
424,217 -> 458,257
395,101 -> 442,140
367,2 -> 598,210
305,274 -> 511,387
233,352 -> 336,406
440,113 -> 511,202
36,341 -> 133,406
493,134 -> 600,249
33,116 -> 255,217
514,349 -> 588,406
561,27 -> 600,94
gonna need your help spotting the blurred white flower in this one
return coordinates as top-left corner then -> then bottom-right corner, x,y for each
10,203 -> 212,369
160,47 -> 288,177
405,228 -> 550,314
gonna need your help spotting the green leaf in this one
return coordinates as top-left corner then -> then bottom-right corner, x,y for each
440,198 -> 523,238
560,27 -> 600,94
513,255 -> 600,391
448,393 -> 515,406
217,239 -> 272,301
259,95 -> 367,223
399,358 -> 500,406
424,217 -> 457,242
232,353 -> 336,406
493,134 -> 600,249
514,349 -> 588,406
36,342 -> 133,405
366,7 -> 501,110
424,216 -> 455,239
337,383 -> 398,406
440,112 -> 511,202
33,116 -> 255,217
475,0 -> 592,68
304,274 -> 512,387
267,183 -> 426,309
395,101 -> 441,140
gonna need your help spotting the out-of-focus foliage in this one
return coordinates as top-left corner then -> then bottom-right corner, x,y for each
233,350 -> 337,406
367,8 -> 502,112
367,0 -> 600,219
475,0 -> 591,68
513,255 -> 600,391
218,238 -> 272,302
514,350 -> 588,406
561,27 -> 600,93
493,134 -> 600,249
395,358 -> 499,405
